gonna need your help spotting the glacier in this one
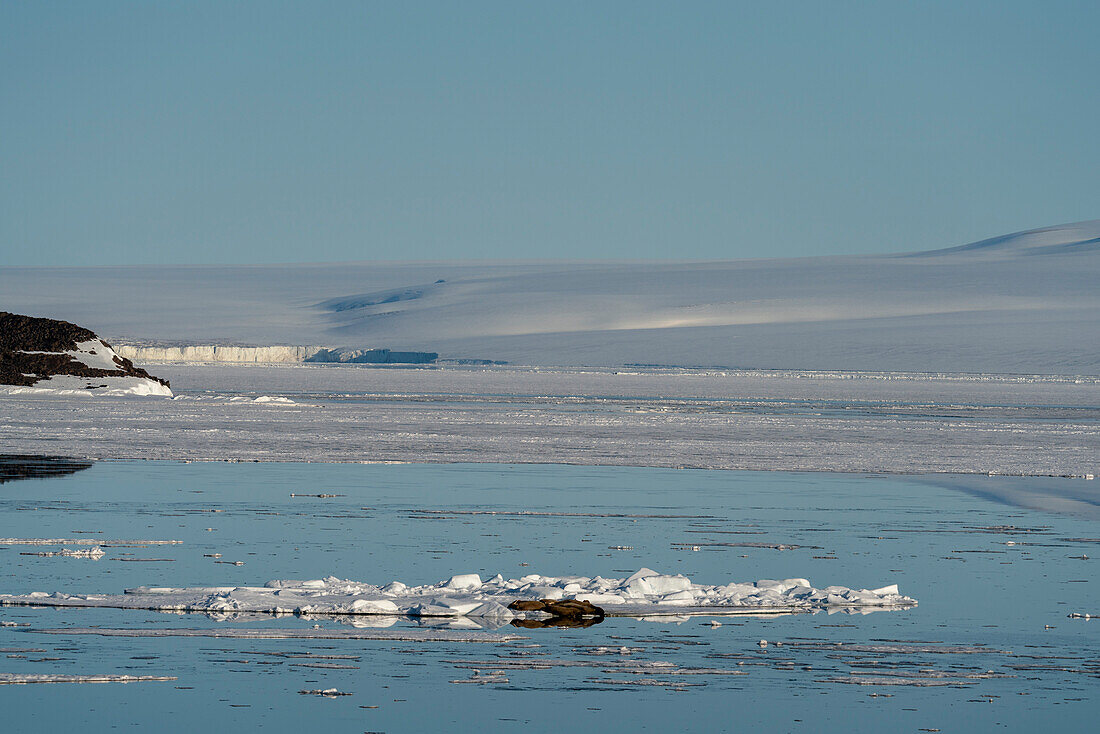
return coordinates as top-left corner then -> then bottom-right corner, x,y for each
3,220 -> 1099,374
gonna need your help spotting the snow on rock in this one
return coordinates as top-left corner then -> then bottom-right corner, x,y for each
3,375 -> 173,397
0,569 -> 915,620
0,312 -> 171,396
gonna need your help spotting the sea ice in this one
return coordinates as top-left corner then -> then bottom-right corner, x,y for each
0,538 -> 181,546
4,363 -> 1094,479
19,547 -> 105,559
0,569 -> 915,621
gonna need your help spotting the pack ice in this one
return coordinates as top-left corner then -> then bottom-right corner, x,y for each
0,568 -> 914,620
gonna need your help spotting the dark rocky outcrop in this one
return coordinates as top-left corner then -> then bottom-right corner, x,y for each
0,312 -> 169,388
507,598 -> 606,628
0,311 -> 99,352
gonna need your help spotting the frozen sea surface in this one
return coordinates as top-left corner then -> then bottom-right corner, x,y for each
0,461 -> 1096,732
2,364 -> 1098,480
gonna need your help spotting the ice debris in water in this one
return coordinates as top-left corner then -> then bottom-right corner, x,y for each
19,547 -> 105,559
0,538 -> 181,546
0,568 -> 914,619
298,688 -> 351,697
0,673 -> 175,685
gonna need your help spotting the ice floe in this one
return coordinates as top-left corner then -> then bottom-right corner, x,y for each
0,568 -> 914,621
298,688 -> 352,697
0,538 -> 181,546
19,547 -> 104,558
0,673 -> 176,685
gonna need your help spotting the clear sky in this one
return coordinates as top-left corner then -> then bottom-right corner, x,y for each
2,1 -> 1098,266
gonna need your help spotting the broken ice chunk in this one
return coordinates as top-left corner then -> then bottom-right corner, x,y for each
445,574 -> 483,591
348,599 -> 399,614
634,574 -> 691,595
658,590 -> 697,605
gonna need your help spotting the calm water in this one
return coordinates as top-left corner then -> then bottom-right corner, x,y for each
1,462 -> 1097,732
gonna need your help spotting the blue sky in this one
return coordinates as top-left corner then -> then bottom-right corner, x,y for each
2,1 -> 1098,266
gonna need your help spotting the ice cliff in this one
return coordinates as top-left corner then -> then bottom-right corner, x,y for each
114,345 -> 438,364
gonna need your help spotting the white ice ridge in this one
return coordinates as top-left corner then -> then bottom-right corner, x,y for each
0,568 -> 914,620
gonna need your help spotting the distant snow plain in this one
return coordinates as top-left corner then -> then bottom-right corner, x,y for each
3,220 -> 1098,374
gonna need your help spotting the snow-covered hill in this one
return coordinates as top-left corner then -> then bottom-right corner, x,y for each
2,220 -> 1098,373
0,313 -> 171,396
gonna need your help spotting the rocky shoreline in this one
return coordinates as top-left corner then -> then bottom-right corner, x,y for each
0,312 -> 169,390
